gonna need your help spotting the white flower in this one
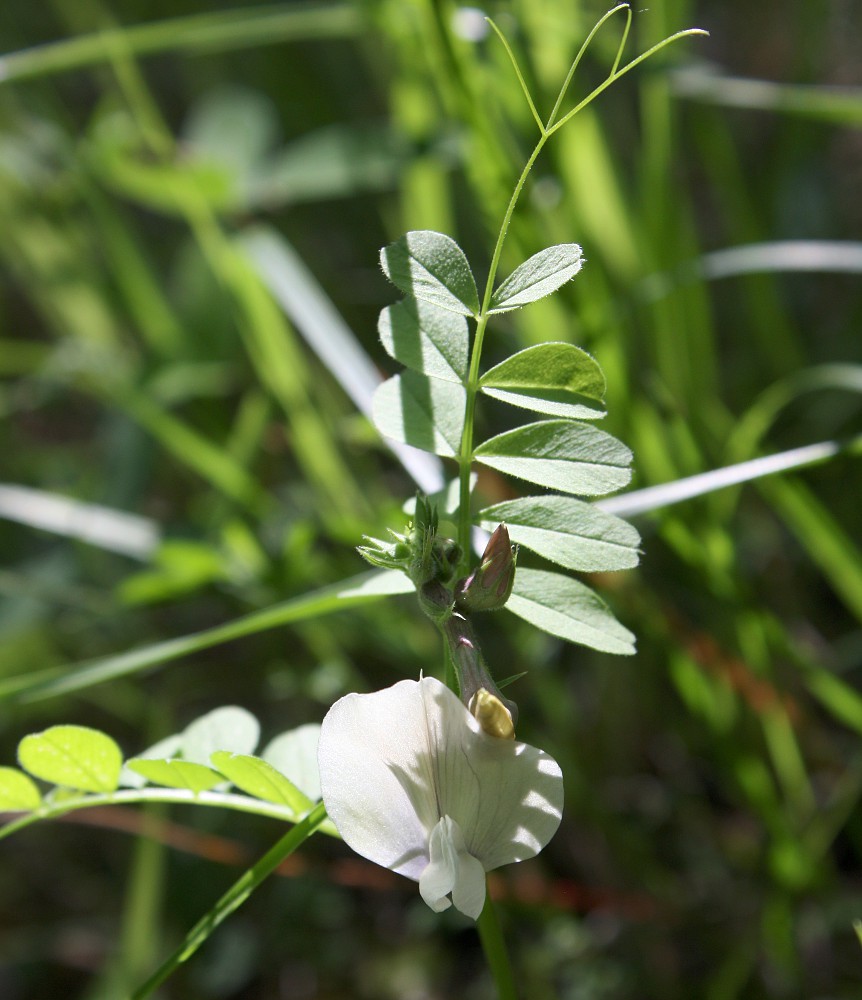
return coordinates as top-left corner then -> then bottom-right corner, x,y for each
317,676 -> 564,919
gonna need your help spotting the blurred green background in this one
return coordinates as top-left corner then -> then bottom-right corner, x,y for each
1,1 -> 861,997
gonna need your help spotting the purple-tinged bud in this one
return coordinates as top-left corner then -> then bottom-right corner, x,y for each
454,524 -> 517,613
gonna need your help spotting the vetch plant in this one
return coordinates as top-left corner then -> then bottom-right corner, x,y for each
0,8 -> 707,997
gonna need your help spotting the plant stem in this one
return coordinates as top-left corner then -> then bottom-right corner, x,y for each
457,135 -> 547,564
132,801 -> 328,999
477,887 -> 518,1000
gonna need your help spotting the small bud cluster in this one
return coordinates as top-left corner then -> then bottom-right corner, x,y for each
358,496 -> 519,737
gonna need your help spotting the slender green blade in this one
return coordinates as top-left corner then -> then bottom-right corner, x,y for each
0,570 -> 413,703
371,372 -> 466,457
380,231 -> 479,316
475,420 -> 632,495
507,568 -> 636,655
479,343 -> 606,419
478,495 -> 640,572
0,4 -> 361,83
489,244 -> 584,312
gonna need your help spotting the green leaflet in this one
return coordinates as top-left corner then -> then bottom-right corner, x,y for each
0,767 -> 42,811
379,230 -> 479,316
18,725 -> 123,793
478,495 -> 640,572
125,758 -> 225,793
181,706 -> 261,765
119,734 -> 184,789
210,752 -> 313,813
371,371 -> 466,457
379,297 -> 469,383
261,723 -> 322,801
489,243 -> 584,313
479,343 -> 606,419
474,420 -> 632,495
507,568 -> 636,655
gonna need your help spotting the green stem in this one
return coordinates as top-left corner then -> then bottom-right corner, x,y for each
477,887 -> 517,1000
132,801 -> 328,999
0,789 -> 337,843
457,135 -> 548,564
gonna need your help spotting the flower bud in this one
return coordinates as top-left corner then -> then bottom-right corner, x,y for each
454,524 -> 516,614
469,688 -> 516,740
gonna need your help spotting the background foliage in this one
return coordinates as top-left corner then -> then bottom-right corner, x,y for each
1,1 -> 861,997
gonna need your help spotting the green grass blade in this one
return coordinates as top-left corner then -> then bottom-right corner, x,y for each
240,226 -> 445,494
0,570 -> 412,703
0,4 -> 360,83
598,436 -> 862,517
0,484 -> 158,559
131,802 -> 327,1000
673,66 -> 862,125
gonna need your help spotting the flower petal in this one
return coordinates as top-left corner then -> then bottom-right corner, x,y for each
415,677 -> 564,872
318,679 -> 442,880
419,815 -> 488,919
419,816 -> 458,912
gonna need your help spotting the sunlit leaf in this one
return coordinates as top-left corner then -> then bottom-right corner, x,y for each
371,372 -> 466,457
18,726 -> 123,793
475,420 -> 632,495
181,706 -> 260,765
507,568 -> 636,654
119,734 -> 183,789
378,297 -> 469,383
0,767 -> 42,811
480,343 -> 606,419
489,244 -> 583,313
210,752 -> 313,813
261,723 -> 322,801
478,495 -> 640,571
125,758 -> 224,793
380,231 -> 479,316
